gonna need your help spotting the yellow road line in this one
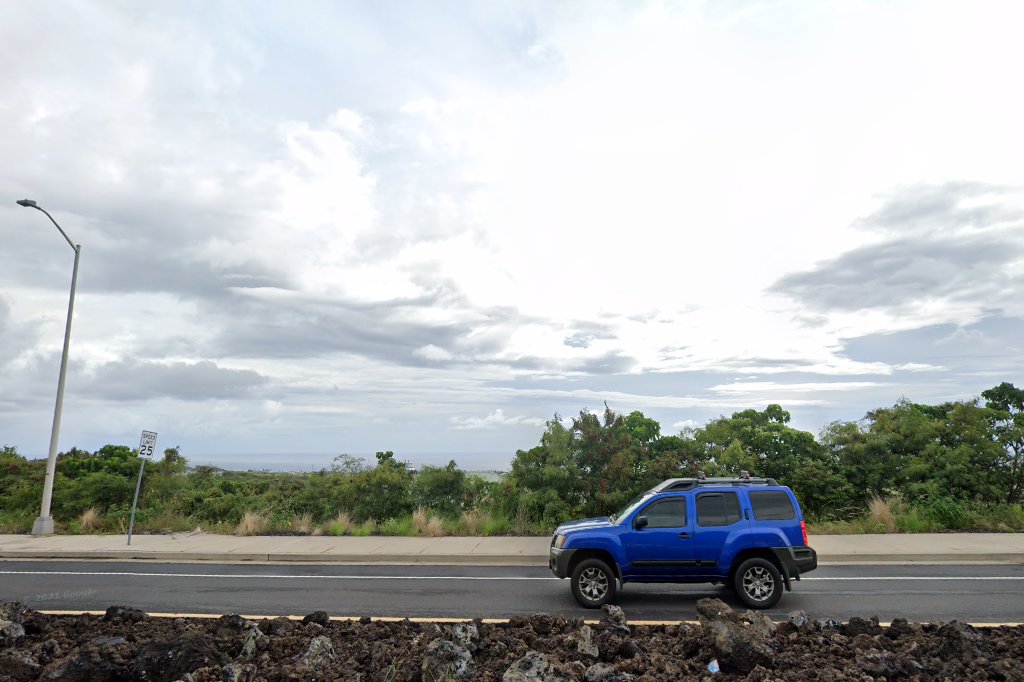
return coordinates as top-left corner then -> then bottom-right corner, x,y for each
34,611 -> 1023,627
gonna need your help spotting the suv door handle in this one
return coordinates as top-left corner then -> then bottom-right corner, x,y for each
678,532 -> 690,539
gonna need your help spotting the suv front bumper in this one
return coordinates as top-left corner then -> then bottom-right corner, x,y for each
549,547 -> 576,579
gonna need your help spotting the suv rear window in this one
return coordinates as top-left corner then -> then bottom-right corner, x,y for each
696,492 -> 741,527
749,491 -> 796,520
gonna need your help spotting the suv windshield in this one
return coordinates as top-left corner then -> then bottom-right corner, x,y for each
609,492 -> 654,524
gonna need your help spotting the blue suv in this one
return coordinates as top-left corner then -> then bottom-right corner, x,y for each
549,476 -> 817,609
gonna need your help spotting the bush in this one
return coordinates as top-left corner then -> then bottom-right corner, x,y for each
922,497 -> 971,529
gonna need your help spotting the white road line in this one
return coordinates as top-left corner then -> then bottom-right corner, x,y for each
804,576 -> 1024,581
1,570 -> 1022,581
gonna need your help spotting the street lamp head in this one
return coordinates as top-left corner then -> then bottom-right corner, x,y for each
17,199 -> 38,207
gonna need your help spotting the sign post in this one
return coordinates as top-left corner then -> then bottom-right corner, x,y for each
127,430 -> 157,546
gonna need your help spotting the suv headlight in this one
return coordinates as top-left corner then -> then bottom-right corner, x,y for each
554,534 -> 568,549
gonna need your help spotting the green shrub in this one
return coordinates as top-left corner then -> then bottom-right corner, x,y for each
922,497 -> 971,529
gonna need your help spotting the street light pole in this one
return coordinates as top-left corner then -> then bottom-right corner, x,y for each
17,199 -> 81,537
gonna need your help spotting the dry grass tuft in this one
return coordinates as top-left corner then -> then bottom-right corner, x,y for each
412,508 -> 430,535
459,509 -> 487,535
79,507 -> 103,532
868,496 -> 896,533
292,514 -> 314,535
325,512 -> 353,536
235,511 -> 268,536
426,515 -> 445,537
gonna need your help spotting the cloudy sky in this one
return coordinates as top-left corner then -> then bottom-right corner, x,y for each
2,0 -> 1022,470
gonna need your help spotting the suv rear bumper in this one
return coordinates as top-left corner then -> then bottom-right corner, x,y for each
549,547 -> 576,579
770,545 -> 817,588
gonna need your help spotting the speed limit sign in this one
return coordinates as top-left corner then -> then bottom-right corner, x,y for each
138,430 -> 158,459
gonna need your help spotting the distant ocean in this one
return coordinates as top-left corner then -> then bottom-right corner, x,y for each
185,452 -> 512,473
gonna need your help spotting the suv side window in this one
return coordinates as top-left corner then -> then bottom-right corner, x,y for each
748,491 -> 796,520
640,498 -> 686,528
696,492 -> 742,527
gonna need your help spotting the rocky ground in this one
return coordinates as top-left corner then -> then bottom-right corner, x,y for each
1,599 -> 1023,681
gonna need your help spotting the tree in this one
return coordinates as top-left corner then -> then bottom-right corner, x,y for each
158,446 -> 188,475
982,382 -> 1024,503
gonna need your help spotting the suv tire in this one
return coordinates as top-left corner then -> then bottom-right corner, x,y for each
571,558 -> 617,608
734,557 -> 783,609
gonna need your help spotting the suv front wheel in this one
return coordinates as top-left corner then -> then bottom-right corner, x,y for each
570,558 -> 617,608
734,557 -> 783,609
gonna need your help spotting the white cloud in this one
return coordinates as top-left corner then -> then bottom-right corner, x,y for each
449,409 -> 546,430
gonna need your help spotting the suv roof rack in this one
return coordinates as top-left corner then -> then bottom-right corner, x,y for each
652,476 -> 779,492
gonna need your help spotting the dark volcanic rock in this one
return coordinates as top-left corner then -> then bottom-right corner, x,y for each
842,615 -> 883,637
102,605 -> 146,623
528,613 -> 554,635
301,610 -> 330,627
0,607 -> 1022,681
584,661 -> 634,681
422,639 -> 473,681
696,598 -> 773,674
503,650 -> 572,681
600,605 -> 630,634
133,632 -> 227,682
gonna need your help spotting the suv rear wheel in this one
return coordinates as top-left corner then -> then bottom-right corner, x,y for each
570,558 -> 617,608
734,557 -> 783,609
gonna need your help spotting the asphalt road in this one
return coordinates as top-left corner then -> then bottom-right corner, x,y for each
2,560 -> 1022,623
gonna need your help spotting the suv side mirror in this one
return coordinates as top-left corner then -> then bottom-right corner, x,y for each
634,515 -> 648,529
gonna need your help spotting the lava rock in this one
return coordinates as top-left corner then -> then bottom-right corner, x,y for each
0,619 -> 27,648
301,610 -> 330,627
293,634 -> 335,668
842,615 -> 883,637
214,614 -> 249,638
696,598 -> 773,675
935,621 -> 988,661
422,639 -> 474,681
503,650 -> 572,681
600,605 -> 630,633
102,605 -> 147,623
221,662 -> 257,682
815,617 -> 842,631
0,651 -> 40,681
259,616 -> 295,636
451,621 -> 481,652
787,610 -> 809,629
239,622 -> 267,660
529,613 -> 555,635
0,602 -> 27,624
742,610 -> 776,639
133,633 -> 228,682
570,624 -> 599,658
887,617 -> 919,639
584,661 -> 634,681
856,648 -> 899,677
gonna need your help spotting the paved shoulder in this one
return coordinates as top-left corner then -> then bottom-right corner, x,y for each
1,533 -> 1023,565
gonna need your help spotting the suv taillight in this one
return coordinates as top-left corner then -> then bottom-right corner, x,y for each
801,520 -> 809,546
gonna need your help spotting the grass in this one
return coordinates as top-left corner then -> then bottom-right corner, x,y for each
324,512 -> 354,536
807,498 -> 1024,534
290,514 -> 314,535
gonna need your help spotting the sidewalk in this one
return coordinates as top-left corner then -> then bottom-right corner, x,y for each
2,533 -> 1024,565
